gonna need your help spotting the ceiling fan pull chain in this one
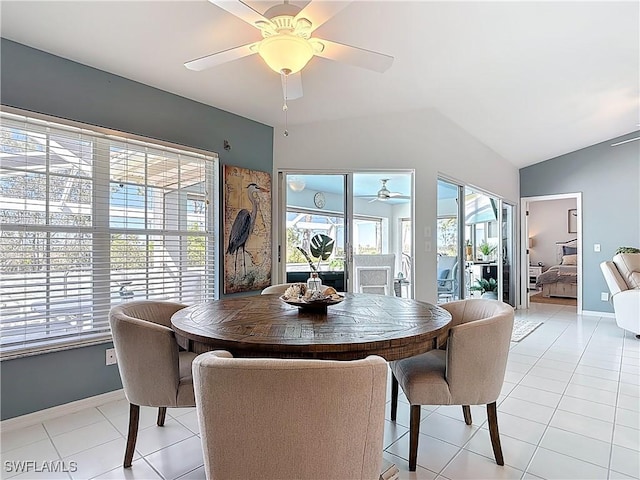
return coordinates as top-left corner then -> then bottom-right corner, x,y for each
282,69 -> 289,137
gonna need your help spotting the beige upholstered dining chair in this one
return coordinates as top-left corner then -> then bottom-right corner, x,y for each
260,283 -> 295,295
390,298 -> 514,471
109,300 -> 196,468
193,351 -> 388,480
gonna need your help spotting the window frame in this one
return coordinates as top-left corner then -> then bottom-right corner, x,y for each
0,106 -> 219,360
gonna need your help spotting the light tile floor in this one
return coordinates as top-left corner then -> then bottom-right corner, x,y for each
1,302 -> 639,479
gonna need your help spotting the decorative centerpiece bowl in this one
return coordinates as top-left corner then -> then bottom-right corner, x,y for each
281,294 -> 344,311
280,283 -> 343,311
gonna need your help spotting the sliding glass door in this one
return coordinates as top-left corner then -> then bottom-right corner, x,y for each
437,177 -> 516,305
278,171 -> 413,297
436,179 -> 462,302
501,202 -> 516,306
464,187 -> 500,300
282,173 -> 347,292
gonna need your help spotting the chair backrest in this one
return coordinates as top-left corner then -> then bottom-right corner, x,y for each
193,351 -> 388,480
437,256 -> 457,283
109,300 -> 187,407
600,261 -> 628,296
437,260 -> 458,293
440,299 -> 514,405
612,253 -> 640,289
355,266 -> 393,295
261,283 -> 296,295
353,254 -> 395,296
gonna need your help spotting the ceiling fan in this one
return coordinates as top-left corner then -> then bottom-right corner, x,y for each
357,179 -> 410,203
184,0 -> 394,101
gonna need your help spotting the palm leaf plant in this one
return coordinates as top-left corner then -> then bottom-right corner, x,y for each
297,234 -> 335,272
470,277 -> 498,293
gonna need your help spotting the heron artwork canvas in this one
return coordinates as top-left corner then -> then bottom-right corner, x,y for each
223,165 -> 272,294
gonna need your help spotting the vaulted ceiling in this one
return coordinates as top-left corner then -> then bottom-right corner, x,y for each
1,1 -> 638,167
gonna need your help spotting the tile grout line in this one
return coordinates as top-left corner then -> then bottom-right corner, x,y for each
41,416 -> 75,480
513,308 -> 601,477
526,314 -> 626,477
605,328 -> 628,480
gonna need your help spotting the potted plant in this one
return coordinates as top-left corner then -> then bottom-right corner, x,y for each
465,240 -> 473,261
470,277 -> 498,299
478,241 -> 497,261
615,246 -> 640,254
297,234 -> 336,288
297,234 -> 335,290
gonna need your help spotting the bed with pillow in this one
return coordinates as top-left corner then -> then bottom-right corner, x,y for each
535,241 -> 578,298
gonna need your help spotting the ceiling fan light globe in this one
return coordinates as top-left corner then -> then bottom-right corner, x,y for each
258,34 -> 314,74
288,177 -> 306,192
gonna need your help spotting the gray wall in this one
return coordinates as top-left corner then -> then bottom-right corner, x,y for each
1,39 -> 273,419
520,132 -> 640,312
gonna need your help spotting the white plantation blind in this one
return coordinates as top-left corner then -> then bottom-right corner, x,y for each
0,108 -> 218,358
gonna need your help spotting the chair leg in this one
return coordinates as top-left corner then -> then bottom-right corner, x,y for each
391,374 -> 399,421
124,403 -> 140,468
486,402 -> 504,466
462,405 -> 472,425
157,407 -> 167,426
409,405 -> 421,472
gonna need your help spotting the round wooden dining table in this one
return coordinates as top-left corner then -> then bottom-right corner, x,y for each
171,293 -> 451,361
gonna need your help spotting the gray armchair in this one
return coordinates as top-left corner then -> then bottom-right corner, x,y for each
390,299 -> 514,471
109,300 -> 196,468
193,351 -> 388,480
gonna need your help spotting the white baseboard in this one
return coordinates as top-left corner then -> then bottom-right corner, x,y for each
1,389 -> 125,432
580,310 -> 616,318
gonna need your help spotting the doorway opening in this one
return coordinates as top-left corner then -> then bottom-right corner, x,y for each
521,193 -> 582,311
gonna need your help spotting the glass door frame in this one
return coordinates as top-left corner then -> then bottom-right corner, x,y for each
438,175 -> 517,304
499,200 -> 517,307
277,169 -> 414,296
277,171 -> 350,292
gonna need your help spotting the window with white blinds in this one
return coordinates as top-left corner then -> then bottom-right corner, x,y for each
0,109 -> 218,358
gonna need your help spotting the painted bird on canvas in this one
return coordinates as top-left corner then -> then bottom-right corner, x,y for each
227,183 -> 268,276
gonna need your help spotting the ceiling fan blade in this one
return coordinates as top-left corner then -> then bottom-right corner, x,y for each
208,0 -> 270,28
281,72 -> 303,101
313,38 -> 394,73
184,42 -> 259,71
294,1 -> 351,33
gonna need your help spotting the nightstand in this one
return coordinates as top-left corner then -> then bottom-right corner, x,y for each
529,266 -> 543,290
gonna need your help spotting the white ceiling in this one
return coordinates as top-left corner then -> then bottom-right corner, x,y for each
1,1 -> 638,168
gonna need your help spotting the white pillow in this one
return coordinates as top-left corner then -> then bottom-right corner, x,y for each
561,254 -> 577,265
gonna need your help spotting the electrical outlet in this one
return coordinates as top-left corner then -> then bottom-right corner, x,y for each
601,292 -> 609,302
106,348 -> 117,365
594,244 -> 601,252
